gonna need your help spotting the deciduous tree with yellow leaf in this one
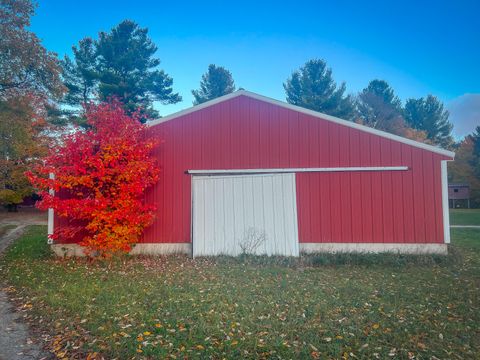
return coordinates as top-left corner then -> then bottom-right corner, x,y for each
0,0 -> 65,210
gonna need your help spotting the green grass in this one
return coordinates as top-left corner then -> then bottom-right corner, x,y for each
1,226 -> 479,359
450,209 -> 480,225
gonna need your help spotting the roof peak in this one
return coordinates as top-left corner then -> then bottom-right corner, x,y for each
147,90 -> 455,158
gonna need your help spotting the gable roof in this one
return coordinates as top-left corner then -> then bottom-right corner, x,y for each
148,90 -> 455,158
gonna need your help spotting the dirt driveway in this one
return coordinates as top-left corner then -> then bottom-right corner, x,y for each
0,208 -> 47,226
0,208 -> 50,360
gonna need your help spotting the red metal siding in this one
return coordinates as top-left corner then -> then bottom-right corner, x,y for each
56,95 -> 450,245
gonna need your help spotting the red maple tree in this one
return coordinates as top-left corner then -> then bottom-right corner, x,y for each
27,100 -> 160,257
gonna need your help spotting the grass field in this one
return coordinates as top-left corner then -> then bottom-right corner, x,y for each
450,209 -> 480,226
1,226 -> 479,359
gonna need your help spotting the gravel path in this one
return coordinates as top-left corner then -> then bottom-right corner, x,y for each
0,211 -> 51,360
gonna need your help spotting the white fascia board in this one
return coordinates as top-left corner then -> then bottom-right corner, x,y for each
441,161 -> 451,244
187,166 -> 409,175
147,90 -> 455,159
147,91 -> 242,127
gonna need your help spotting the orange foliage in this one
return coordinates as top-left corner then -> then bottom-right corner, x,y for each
27,100 -> 160,257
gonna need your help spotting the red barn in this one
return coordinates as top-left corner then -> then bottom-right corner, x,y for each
50,91 -> 455,256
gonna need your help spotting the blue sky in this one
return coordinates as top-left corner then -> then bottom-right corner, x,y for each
31,0 -> 480,137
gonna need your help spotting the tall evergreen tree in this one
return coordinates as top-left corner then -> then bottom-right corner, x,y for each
62,20 -> 181,122
356,79 -> 403,129
62,38 -> 97,107
192,64 -> 236,105
283,59 -> 355,120
404,95 -> 453,148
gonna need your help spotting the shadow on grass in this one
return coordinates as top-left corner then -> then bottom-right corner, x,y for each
200,246 -> 462,268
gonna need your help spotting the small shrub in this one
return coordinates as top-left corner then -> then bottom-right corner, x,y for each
239,227 -> 266,255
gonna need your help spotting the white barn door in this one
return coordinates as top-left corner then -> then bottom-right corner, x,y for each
192,173 -> 299,257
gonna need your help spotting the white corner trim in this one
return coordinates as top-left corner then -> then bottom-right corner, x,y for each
147,90 -> 455,158
441,161 -> 451,244
47,172 -> 54,244
187,166 -> 409,175
300,243 -> 448,255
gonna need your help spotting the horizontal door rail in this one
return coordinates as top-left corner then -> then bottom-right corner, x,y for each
187,166 -> 409,175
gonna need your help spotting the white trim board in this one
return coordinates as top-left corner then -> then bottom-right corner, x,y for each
148,90 -> 455,158
300,243 -> 448,255
441,161 -> 451,244
47,172 -> 54,244
51,242 -> 448,257
187,166 -> 409,175
51,243 -> 192,257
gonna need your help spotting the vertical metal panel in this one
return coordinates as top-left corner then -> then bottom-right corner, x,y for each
339,126 -> 352,242
349,129 -> 363,242
401,144 -> 415,242
370,136 -> 383,243
391,141 -> 405,243
192,174 -> 299,257
328,122 -> 342,244
412,147 -> 426,243
423,151 -> 436,243
380,138 -> 394,242
360,133 -> 373,243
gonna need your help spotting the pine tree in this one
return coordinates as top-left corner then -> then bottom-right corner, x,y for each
356,79 -> 403,129
404,95 -> 453,148
62,38 -> 97,107
283,59 -> 355,120
192,64 -> 236,105
62,20 -> 181,122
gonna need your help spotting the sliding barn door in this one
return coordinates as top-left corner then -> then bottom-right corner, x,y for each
192,173 -> 299,257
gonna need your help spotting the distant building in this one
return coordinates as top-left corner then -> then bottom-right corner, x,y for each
448,183 -> 470,208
